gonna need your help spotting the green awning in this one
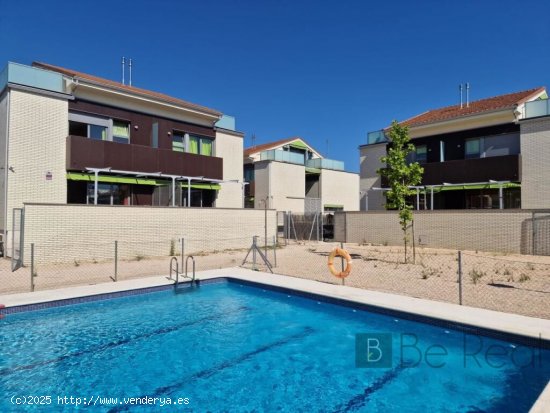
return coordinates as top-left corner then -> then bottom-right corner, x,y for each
181,183 -> 221,190
435,183 -> 521,192
305,167 -> 321,174
324,204 -> 344,209
67,172 -> 164,186
289,139 -> 309,150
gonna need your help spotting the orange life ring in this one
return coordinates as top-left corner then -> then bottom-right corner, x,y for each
327,247 -> 352,279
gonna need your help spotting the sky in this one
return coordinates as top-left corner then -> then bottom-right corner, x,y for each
1,0 -> 549,172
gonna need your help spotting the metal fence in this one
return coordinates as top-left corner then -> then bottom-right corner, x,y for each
254,241 -> 550,320
1,233 -> 549,320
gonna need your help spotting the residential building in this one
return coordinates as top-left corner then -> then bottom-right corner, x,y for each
244,137 -> 359,213
0,61 -> 244,241
360,87 -> 550,210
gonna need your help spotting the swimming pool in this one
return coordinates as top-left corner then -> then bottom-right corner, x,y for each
0,278 -> 548,412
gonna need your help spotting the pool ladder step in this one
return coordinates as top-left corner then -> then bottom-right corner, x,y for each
170,256 -> 198,293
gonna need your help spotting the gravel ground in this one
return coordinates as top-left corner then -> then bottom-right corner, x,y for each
1,242 -> 549,319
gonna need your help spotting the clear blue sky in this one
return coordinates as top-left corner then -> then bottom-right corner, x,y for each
1,0 -> 549,172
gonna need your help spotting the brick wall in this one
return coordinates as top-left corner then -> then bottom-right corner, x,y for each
6,90 -> 68,235
335,210 -> 550,254
23,203 -> 277,264
520,117 -> 550,209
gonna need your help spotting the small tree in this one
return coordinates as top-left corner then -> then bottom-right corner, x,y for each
377,121 -> 424,262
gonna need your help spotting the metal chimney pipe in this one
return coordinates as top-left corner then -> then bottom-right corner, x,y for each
129,58 -> 132,86
121,57 -> 125,85
466,82 -> 470,107
459,84 -> 463,109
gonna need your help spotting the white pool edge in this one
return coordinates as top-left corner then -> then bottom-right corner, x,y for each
1,267 -> 549,411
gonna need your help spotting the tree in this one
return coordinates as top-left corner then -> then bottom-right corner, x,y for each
377,121 -> 424,262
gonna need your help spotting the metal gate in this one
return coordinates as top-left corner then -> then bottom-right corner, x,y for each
11,208 -> 24,271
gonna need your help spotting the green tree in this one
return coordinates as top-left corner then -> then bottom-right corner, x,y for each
377,121 -> 424,262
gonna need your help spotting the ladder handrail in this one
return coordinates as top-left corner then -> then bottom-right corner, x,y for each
170,256 -> 180,285
185,255 -> 196,282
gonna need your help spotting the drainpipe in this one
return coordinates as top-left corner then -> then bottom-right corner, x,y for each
94,170 -> 99,205
171,176 -> 176,207
187,177 -> 191,207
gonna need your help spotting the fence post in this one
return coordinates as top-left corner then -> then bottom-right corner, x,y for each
532,212 -> 536,255
340,241 -> 345,286
114,241 -> 118,282
30,243 -> 35,292
458,250 -> 463,305
253,236 -> 257,270
273,235 -> 277,267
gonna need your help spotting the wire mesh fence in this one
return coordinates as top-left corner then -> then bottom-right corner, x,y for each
1,234 -> 549,320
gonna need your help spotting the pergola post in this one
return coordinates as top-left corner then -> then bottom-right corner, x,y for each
499,185 -> 504,209
430,187 -> 434,210
94,170 -> 99,205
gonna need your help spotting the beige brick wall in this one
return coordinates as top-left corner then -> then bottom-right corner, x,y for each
520,117 -> 550,209
214,129 -> 243,208
359,143 -> 386,210
23,203 -> 277,264
337,210 -> 545,254
6,90 -> 68,236
320,169 -> 359,211
0,91 -> 8,233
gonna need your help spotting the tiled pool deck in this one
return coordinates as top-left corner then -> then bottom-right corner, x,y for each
1,267 -> 549,412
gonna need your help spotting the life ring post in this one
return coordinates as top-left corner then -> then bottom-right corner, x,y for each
327,245 -> 352,281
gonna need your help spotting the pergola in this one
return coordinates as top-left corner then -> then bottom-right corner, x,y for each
370,180 -> 518,210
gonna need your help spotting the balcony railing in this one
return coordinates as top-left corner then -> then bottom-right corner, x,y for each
524,99 -> 550,119
366,130 -> 387,145
66,135 -> 223,179
421,155 -> 519,185
260,149 -> 305,165
306,158 -> 344,171
1,62 -> 65,94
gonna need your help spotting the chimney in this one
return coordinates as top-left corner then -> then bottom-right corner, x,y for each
121,57 -> 125,85
129,58 -> 133,87
466,82 -> 470,107
459,84 -> 463,108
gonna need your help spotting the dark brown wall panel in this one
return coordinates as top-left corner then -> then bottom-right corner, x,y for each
69,100 -> 216,149
67,136 -> 223,180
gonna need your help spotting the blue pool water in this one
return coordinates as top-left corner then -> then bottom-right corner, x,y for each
0,279 -> 548,412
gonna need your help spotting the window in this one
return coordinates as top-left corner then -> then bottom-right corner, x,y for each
188,135 -> 213,156
112,121 -> 130,144
465,138 -> 481,159
172,132 -> 185,152
68,112 -> 130,143
86,183 -> 130,205
244,167 -> 255,182
415,145 -> 427,163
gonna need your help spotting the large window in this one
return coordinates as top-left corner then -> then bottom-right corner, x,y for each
86,183 -> 130,205
189,135 -> 213,156
69,112 -> 130,144
465,138 -> 481,159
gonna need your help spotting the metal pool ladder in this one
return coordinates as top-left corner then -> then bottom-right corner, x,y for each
171,255 -> 197,293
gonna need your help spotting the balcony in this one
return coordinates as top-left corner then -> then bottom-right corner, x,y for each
1,62 -> 65,94
523,99 -> 550,119
66,135 -> 223,179
306,158 -> 344,171
260,149 -> 305,165
366,130 -> 388,145
421,155 -> 519,185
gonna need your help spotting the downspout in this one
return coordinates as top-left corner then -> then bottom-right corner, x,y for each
187,177 -> 191,207
94,170 -> 99,205
171,176 -> 176,207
